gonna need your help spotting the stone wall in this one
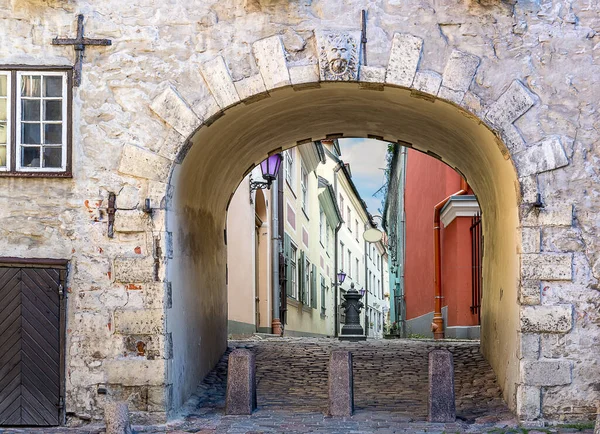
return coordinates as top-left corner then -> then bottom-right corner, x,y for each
0,0 -> 598,425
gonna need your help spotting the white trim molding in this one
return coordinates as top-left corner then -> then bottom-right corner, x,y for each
440,195 -> 480,227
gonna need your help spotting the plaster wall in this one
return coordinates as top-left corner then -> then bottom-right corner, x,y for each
0,0 -> 597,425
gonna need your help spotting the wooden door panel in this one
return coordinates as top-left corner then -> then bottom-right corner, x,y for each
0,266 -> 62,426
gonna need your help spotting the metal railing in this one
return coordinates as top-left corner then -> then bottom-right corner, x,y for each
470,213 -> 482,322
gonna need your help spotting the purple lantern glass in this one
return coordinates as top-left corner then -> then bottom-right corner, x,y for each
260,153 -> 282,184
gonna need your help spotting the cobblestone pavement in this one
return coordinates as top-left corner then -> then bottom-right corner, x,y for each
0,337 -> 596,433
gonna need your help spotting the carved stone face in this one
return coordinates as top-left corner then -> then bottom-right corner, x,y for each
318,32 -> 359,81
326,37 -> 352,76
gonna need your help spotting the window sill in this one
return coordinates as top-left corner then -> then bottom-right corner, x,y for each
302,305 -> 313,313
287,296 -> 300,307
0,171 -> 72,178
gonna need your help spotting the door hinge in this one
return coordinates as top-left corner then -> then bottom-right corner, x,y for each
58,284 -> 64,298
58,396 -> 65,409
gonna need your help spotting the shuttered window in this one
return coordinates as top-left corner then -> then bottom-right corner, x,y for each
320,275 -> 327,314
310,264 -> 317,309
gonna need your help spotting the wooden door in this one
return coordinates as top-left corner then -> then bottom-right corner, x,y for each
0,265 -> 65,426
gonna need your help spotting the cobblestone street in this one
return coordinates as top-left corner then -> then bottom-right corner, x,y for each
0,338 -> 596,433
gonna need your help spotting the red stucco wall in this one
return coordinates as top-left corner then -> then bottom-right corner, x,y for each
404,149 -> 478,326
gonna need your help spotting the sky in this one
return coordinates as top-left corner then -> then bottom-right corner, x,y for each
338,138 -> 389,216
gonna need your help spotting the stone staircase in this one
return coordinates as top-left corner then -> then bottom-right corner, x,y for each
185,337 -> 512,423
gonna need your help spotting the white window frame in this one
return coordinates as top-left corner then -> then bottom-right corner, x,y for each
340,241 -> 345,271
305,257 -> 311,305
301,165 -> 308,213
0,72 -> 10,172
347,250 -> 352,278
290,242 -> 298,299
347,207 -> 352,231
285,149 -> 295,191
16,71 -> 68,172
319,208 -> 325,245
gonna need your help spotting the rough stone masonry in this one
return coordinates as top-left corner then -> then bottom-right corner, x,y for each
0,0 -> 598,427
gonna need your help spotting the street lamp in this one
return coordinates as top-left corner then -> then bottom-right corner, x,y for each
359,288 -> 365,297
337,271 -> 347,285
250,154 -> 283,193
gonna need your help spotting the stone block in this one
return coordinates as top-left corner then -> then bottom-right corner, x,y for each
518,333 -> 540,359
116,186 -> 140,210
226,349 -> 256,415
413,70 -> 442,95
500,124 -> 526,151
234,74 -> 268,101
289,64 -> 319,86
359,65 -> 386,83
114,309 -> 164,334
520,305 -> 573,333
520,360 -> 572,386
328,350 -> 353,417
516,385 -> 541,421
521,228 -> 540,253
105,401 -> 132,434
252,36 -> 291,90
521,205 -> 573,227
514,136 -> 569,177
149,86 -> 200,137
520,176 -> 538,204
428,349 -> 455,423
386,33 -> 422,87
106,360 -> 165,386
115,210 -> 148,233
113,256 -> 155,283
200,56 -> 240,109
595,409 -> 600,434
438,86 -> 464,104
520,280 -> 541,305
485,80 -> 536,128
118,145 -> 172,182
521,253 -> 572,281
440,50 -> 480,93
462,91 -> 483,117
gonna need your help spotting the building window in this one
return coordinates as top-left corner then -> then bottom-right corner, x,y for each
340,241 -> 344,271
326,222 -> 330,250
355,258 -> 359,282
377,254 -> 380,270
339,194 -> 344,215
0,69 -> 71,176
290,243 -> 298,299
285,149 -> 295,189
319,209 -> 325,245
355,220 -> 359,241
301,165 -> 308,213
321,275 -> 327,315
347,207 -> 352,230
305,257 -> 311,305
347,249 -> 352,278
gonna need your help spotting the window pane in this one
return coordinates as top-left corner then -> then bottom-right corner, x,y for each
21,146 -> 41,167
0,99 -> 6,121
44,124 -> 62,144
0,75 -> 6,97
44,100 -> 62,121
0,145 -> 6,168
44,76 -> 63,97
21,76 -> 41,97
43,146 -> 62,168
21,123 -> 40,144
21,99 -> 40,121
0,123 -> 6,143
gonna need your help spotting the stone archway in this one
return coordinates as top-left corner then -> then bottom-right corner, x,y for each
114,34 -> 577,422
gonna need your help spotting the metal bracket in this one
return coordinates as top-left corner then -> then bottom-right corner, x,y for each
107,192 -> 116,238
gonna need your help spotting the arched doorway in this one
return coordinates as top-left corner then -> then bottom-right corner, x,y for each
164,82 -> 521,414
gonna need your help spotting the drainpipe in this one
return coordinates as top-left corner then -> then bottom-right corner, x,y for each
364,237 -> 369,338
432,178 -> 468,340
333,162 -> 343,337
271,175 -> 282,336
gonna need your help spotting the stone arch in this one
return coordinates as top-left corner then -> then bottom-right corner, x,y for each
115,33 -> 575,421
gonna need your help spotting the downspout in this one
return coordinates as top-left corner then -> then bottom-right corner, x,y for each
364,238 -> 369,338
432,178 -> 469,340
333,162 -> 343,337
271,174 -> 282,336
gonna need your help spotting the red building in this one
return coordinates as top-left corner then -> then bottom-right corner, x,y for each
401,149 -> 481,339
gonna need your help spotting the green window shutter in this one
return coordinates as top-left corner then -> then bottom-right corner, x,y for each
298,250 -> 303,302
284,233 -> 292,296
311,264 -> 317,308
320,274 -> 326,313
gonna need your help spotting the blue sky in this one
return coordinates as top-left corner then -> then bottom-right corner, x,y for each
338,138 -> 389,216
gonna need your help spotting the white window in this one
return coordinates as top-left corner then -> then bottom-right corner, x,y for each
355,258 -> 359,281
285,149 -> 295,188
347,207 -> 352,230
347,250 -> 352,278
17,72 -> 68,172
340,242 -> 344,271
301,165 -> 308,212
339,194 -> 344,218
0,69 -> 70,175
305,257 -> 311,305
319,208 -> 325,245
0,72 -> 9,171
290,244 -> 298,299
355,220 -> 359,241
326,222 -> 330,250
